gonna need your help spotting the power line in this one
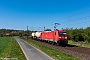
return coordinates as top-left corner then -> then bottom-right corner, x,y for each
62,16 -> 90,28
61,9 -> 90,20
30,10 -> 90,30
59,9 -> 90,25
39,10 -> 90,29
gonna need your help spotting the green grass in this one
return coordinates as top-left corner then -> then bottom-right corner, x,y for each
20,37 -> 80,60
0,37 -> 26,60
68,40 -> 90,48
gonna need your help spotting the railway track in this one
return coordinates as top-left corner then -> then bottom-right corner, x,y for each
24,36 -> 90,60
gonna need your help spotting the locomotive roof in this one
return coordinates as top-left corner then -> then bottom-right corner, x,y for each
42,30 -> 66,32
55,30 -> 66,32
42,31 -> 52,32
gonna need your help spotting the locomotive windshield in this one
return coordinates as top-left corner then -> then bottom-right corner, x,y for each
58,32 -> 66,35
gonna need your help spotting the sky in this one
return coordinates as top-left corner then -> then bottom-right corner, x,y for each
0,0 -> 90,31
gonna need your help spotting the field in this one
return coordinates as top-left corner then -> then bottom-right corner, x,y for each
68,40 -> 90,48
21,37 -> 80,60
0,37 -> 26,60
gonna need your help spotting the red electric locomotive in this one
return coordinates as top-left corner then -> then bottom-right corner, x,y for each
40,29 -> 68,45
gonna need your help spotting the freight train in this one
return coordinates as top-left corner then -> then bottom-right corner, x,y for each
31,29 -> 68,46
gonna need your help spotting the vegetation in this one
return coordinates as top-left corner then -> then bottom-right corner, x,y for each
0,26 -> 90,47
0,28 -> 32,36
0,37 -> 26,60
68,40 -> 90,48
20,37 -> 80,60
65,27 -> 90,43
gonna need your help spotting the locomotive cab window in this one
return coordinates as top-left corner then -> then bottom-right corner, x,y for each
58,32 -> 66,35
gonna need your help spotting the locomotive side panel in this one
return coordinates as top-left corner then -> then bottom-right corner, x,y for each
40,31 -> 54,41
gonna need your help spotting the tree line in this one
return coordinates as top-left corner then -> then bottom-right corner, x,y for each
65,27 -> 90,43
0,29 -> 30,36
0,27 -> 90,43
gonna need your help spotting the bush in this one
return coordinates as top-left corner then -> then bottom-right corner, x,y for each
66,27 -> 90,43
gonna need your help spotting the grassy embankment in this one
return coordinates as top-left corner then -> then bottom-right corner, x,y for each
0,37 -> 26,60
20,37 -> 80,60
68,40 -> 90,48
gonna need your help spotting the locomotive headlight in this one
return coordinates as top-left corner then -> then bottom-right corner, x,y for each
59,37 -> 61,38
65,37 -> 67,39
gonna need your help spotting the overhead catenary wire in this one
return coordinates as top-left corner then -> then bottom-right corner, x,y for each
62,16 -> 90,28
30,9 -> 90,30
59,9 -> 90,28
44,9 -> 90,28
62,15 -> 90,24
61,9 -> 90,20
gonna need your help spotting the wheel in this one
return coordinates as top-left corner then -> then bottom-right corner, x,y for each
49,41 -> 52,44
52,42 -> 56,45
56,42 -> 60,46
45,40 -> 48,43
